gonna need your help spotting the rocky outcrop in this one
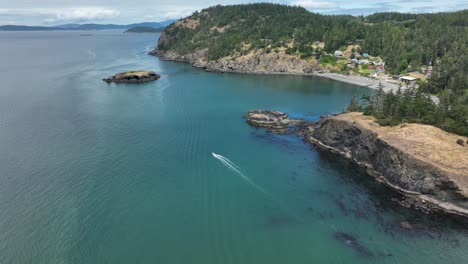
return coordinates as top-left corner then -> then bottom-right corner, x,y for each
245,110 -> 312,134
246,110 -> 468,217
103,71 -> 160,83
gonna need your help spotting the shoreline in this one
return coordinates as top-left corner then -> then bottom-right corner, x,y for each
313,72 -> 400,93
307,134 -> 468,218
153,53 -> 401,93
245,110 -> 468,218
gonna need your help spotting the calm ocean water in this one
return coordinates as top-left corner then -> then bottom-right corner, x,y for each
0,30 -> 467,263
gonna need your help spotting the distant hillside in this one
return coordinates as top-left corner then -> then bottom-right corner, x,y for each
156,4 -> 466,88
0,20 -> 175,31
0,25 -> 61,31
125,26 -> 164,33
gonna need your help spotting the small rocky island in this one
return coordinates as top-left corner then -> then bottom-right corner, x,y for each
103,71 -> 160,83
246,110 -> 468,218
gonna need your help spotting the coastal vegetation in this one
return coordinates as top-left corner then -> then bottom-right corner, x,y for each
158,3 -> 467,136
346,84 -> 468,136
159,4 -> 466,76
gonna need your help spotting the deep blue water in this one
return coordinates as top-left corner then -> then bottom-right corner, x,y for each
0,30 -> 467,263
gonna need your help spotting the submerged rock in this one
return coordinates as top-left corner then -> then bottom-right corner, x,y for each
333,232 -> 374,257
399,221 -> 413,230
103,70 -> 160,83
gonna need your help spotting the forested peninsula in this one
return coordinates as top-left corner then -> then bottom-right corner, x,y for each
151,3 -> 467,136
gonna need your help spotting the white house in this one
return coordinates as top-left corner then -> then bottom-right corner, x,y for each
334,50 -> 344,57
400,76 -> 417,87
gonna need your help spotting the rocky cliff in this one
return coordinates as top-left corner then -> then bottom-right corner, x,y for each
150,31 -> 321,75
246,111 -> 468,217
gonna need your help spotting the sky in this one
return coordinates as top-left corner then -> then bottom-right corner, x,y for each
0,0 -> 467,25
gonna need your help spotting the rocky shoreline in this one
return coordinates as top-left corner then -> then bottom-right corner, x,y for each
245,110 -> 468,218
150,39 -> 399,92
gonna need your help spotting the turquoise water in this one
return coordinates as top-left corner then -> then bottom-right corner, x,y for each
1,31 -> 467,263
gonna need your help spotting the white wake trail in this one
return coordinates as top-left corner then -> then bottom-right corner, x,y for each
212,152 -> 304,222
212,152 -> 268,195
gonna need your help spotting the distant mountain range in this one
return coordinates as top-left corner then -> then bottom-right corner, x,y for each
0,20 -> 175,31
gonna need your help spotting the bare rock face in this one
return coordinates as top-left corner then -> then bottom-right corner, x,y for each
151,37 -> 321,75
194,51 -> 321,74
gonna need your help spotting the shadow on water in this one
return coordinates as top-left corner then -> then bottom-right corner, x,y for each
315,148 -> 468,242
249,130 -> 304,156
251,128 -> 468,258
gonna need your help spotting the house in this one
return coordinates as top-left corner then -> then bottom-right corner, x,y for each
350,58 -> 359,64
358,59 -> 369,65
334,50 -> 344,57
400,76 -> 418,87
363,53 -> 370,58
372,61 -> 384,66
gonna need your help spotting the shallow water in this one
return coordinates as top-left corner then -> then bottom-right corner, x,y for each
1,30 -> 467,263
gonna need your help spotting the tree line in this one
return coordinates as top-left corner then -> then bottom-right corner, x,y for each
346,84 -> 467,136
159,3 -> 467,135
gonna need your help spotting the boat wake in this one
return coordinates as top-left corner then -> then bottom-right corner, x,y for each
212,152 -> 304,222
212,152 -> 268,195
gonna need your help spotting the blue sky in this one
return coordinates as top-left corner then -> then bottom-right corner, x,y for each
0,0 -> 467,25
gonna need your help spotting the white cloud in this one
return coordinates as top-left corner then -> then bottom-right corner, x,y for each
1,1 -> 467,25
44,8 -> 120,23
0,7 -> 120,24
289,0 -> 337,10
141,6 -> 198,21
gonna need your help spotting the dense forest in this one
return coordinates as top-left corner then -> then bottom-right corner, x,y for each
159,3 -> 467,135
346,85 -> 468,136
